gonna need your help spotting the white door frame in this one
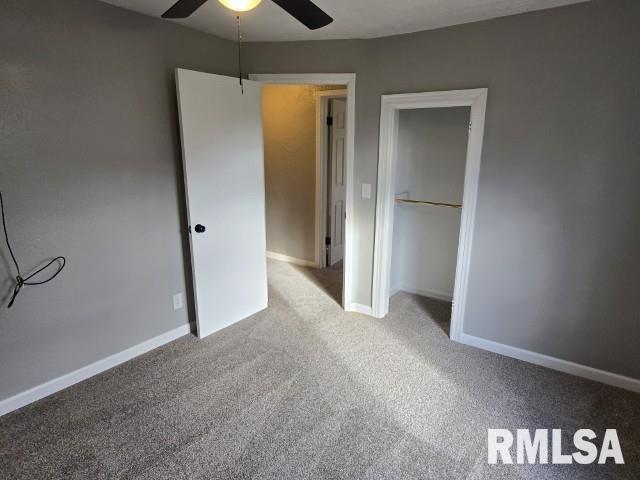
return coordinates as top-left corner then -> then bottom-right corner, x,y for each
316,89 -> 348,269
249,73 -> 357,311
371,88 -> 488,342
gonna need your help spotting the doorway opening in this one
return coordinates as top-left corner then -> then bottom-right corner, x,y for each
372,89 -> 488,341
259,84 -> 346,306
176,71 -> 357,340
249,73 -> 358,314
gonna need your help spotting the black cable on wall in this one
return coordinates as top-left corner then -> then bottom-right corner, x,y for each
0,191 -> 66,308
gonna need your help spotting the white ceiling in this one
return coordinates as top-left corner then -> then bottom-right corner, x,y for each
100,0 -> 589,42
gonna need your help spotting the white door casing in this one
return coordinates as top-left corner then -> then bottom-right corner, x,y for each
315,89 -> 347,269
371,88 -> 488,342
175,69 -> 268,339
329,98 -> 347,266
249,73 -> 357,313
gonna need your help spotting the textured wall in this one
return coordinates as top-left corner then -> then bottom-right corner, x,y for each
0,0 -> 236,401
3,0 -> 640,404
262,85 -> 319,263
245,0 -> 640,378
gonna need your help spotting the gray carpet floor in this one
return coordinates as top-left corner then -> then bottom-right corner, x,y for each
1,259 -> 639,479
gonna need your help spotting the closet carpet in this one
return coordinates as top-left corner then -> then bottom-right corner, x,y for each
1,259 -> 639,479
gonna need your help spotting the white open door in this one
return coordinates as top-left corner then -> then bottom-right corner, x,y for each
176,69 -> 267,339
329,98 -> 347,266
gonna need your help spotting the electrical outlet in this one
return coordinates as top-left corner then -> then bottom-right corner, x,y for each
173,293 -> 183,311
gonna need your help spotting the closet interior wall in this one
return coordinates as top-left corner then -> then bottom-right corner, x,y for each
390,107 -> 471,302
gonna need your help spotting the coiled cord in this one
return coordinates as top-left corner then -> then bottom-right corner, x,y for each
1,191 -> 66,308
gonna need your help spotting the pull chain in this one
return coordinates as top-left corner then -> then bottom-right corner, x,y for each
236,14 -> 243,94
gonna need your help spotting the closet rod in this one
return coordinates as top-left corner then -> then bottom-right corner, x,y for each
395,198 -> 462,209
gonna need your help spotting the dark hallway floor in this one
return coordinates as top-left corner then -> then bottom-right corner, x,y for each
297,260 -> 343,306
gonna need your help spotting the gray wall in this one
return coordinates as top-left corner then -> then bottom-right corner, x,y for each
245,0 -> 640,379
391,107 -> 469,299
0,0 -> 236,401
2,0 -> 639,402
262,84 -> 318,263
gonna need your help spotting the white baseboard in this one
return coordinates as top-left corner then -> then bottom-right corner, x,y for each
346,302 -> 373,316
459,332 -> 640,394
391,283 -> 453,302
0,324 -> 192,417
267,251 -> 318,268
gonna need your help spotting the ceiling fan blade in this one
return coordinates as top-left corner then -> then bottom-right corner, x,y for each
271,0 -> 333,30
162,0 -> 209,18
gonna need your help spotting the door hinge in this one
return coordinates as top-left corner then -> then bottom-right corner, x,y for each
326,116 -> 333,126
469,121 -> 473,133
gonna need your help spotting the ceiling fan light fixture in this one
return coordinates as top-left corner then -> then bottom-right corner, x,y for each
218,0 -> 262,12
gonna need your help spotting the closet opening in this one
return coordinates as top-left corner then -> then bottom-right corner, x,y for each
391,106 -> 469,320
372,89 -> 488,341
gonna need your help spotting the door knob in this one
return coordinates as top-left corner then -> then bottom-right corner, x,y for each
194,224 -> 206,233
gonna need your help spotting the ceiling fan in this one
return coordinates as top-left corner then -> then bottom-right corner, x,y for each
162,0 -> 334,30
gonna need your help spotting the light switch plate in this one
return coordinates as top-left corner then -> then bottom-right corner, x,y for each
362,183 -> 372,199
173,293 -> 183,311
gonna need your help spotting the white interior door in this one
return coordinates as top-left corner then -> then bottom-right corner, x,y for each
329,98 -> 347,265
176,69 -> 268,339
